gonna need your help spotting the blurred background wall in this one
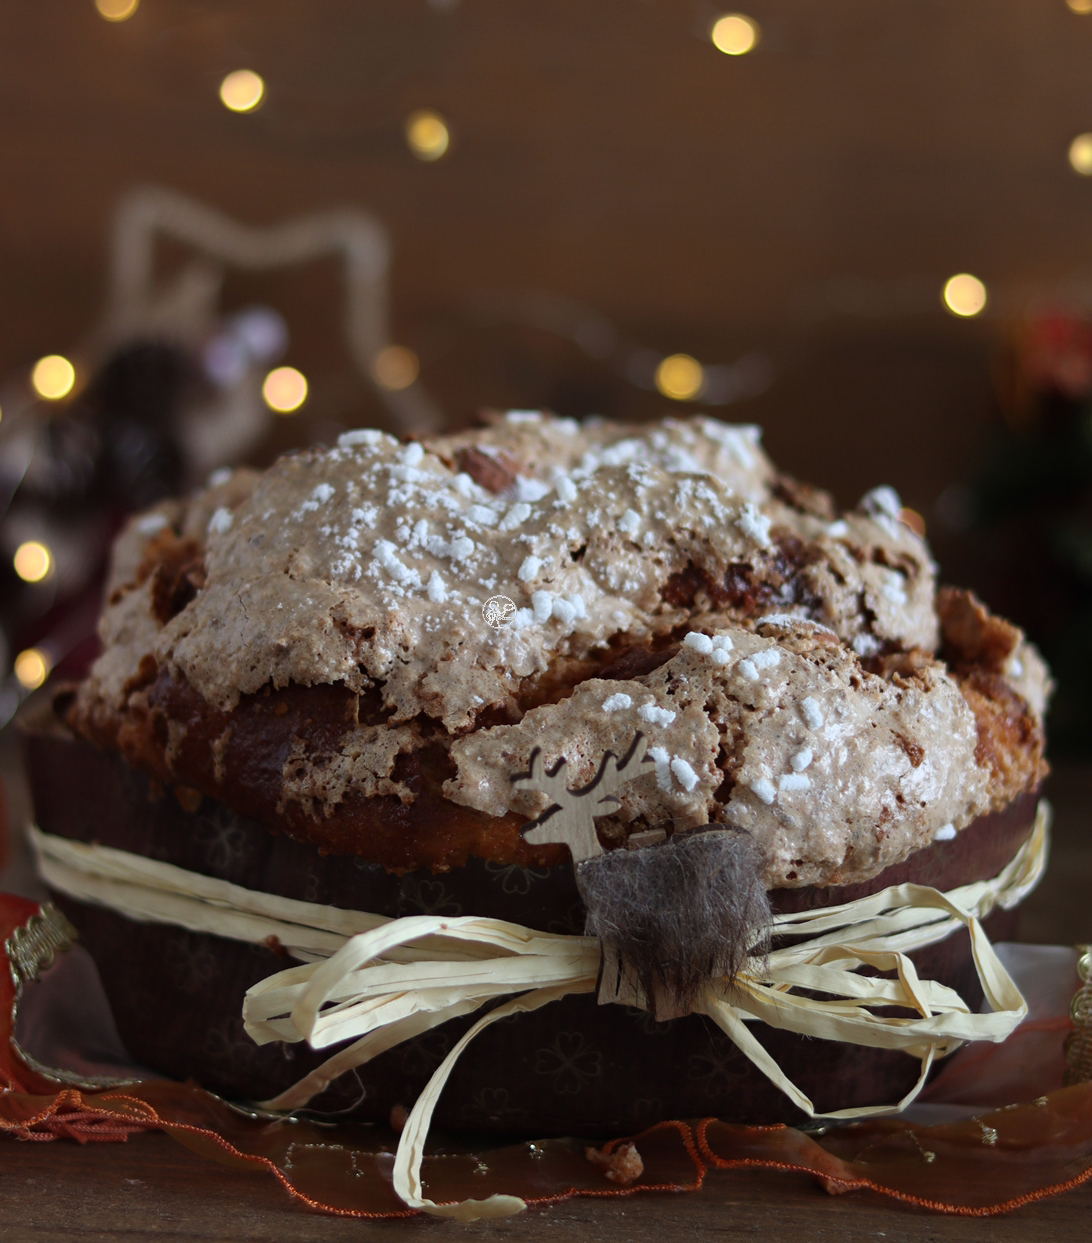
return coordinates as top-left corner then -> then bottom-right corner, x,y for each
5,0 -> 1092,742
3,1 -> 1091,497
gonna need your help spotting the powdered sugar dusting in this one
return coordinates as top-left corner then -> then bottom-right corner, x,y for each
638,702 -> 676,727
602,693 -> 632,712
736,501 -> 771,548
778,772 -> 811,794
208,508 -> 233,536
137,512 -> 170,535
801,697 -> 824,730
671,756 -> 700,791
750,777 -> 777,805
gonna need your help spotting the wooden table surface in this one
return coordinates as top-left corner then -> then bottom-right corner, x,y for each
1,1131 -> 1090,1243
2,737 -> 1091,1241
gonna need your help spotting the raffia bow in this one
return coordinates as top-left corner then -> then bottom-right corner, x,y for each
31,803 -> 1047,1221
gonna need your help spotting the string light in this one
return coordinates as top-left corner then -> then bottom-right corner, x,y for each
13,541 -> 54,583
711,14 -> 760,56
262,366 -> 308,413
405,111 -> 450,161
942,274 -> 987,318
31,355 -> 76,400
655,354 -> 705,401
14,648 -> 51,691
1067,0 -> 1092,13
372,345 -> 420,391
95,0 -> 139,19
1070,134 -> 1092,175
220,70 -> 265,113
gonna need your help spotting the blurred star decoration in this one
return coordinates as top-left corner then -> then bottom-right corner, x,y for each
0,186 -> 439,724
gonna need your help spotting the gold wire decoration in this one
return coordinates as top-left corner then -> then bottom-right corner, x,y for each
4,902 -> 78,987
1064,943 -> 1092,1085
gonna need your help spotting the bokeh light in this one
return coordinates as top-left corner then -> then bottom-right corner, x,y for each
1070,133 -> 1092,175
220,69 -> 265,113
14,648 -> 51,691
1067,0 -> 1092,14
711,14 -> 760,56
372,345 -> 421,391
13,540 -> 53,583
95,0 -> 139,19
655,354 -> 705,401
31,355 -> 76,400
942,274 -> 987,318
262,366 -> 308,413
405,110 -> 450,161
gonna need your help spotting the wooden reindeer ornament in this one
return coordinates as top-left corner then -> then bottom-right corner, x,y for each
512,731 -> 771,1022
513,733 -> 651,864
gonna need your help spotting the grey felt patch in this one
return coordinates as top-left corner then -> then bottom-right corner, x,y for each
577,827 -> 771,1020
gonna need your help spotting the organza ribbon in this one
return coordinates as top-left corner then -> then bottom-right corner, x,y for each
29,802 -> 1049,1221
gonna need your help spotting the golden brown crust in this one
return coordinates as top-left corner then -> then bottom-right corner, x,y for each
937,587 -> 1051,809
938,586 -> 1022,672
69,667 -> 563,873
65,606 -> 1046,880
958,669 -> 1048,810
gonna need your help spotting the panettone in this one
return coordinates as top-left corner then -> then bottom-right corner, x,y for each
24,411 -> 1050,1135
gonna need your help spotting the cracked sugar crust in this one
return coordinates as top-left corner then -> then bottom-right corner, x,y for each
424,411 -> 777,504
446,621 -> 1007,889
69,413 -> 1049,887
79,414 -> 938,728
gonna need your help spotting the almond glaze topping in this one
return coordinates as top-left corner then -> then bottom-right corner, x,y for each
68,414 -> 1050,884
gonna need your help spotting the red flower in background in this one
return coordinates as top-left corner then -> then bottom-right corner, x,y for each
1019,309 -> 1092,400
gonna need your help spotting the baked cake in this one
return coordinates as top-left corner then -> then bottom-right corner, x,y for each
23,412 -> 1051,1134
